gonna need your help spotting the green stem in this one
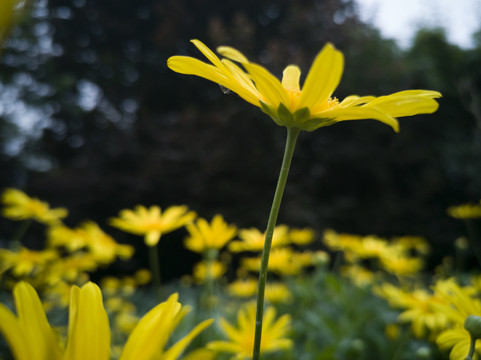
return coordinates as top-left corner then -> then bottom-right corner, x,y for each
148,243 -> 162,299
253,127 -> 300,360
465,334 -> 476,360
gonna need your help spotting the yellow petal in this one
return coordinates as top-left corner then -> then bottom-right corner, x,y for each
217,46 -> 249,63
368,90 -> 442,117
298,43 -> 344,110
282,65 -> 301,92
14,282 -> 62,360
243,62 -> 289,108
162,318 -> 214,360
167,56 -> 228,86
191,39 -> 226,70
63,283 -> 110,360
309,106 -> 399,132
120,293 -> 181,360
0,303 -> 33,360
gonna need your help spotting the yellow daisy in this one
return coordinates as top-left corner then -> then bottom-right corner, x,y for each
110,205 -> 196,247
184,214 -> 237,253
0,247 -> 58,277
207,301 -> 292,359
229,225 -> 289,252
192,260 -> 226,284
0,281 -> 213,360
1,188 -> 68,225
448,203 -> 481,219
227,278 -> 258,298
168,40 -> 441,132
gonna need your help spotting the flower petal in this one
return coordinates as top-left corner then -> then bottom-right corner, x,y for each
14,282 -> 62,360
243,62 -> 289,108
217,46 -> 249,63
298,43 -> 344,110
282,65 -> 301,91
63,283 -> 110,360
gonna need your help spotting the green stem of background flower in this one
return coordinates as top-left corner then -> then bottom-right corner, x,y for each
148,243 -> 162,299
465,334 -> 476,360
253,127 -> 300,360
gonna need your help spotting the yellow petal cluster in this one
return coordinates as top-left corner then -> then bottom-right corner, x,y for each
168,40 -> 441,132
0,281 -> 213,360
184,214 -> 237,253
2,188 -> 68,225
229,225 -> 289,252
207,301 -> 292,359
110,205 -> 196,247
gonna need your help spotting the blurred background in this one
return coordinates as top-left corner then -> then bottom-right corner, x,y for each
1,0 -> 481,280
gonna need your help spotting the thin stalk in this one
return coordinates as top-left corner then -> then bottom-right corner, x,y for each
148,243 -> 162,299
465,334 -> 476,360
253,127 -> 300,360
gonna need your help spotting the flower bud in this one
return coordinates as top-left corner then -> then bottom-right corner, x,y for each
465,315 -> 481,339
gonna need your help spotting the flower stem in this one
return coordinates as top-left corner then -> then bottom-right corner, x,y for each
148,243 -> 162,299
253,127 -> 300,360
466,334 -> 476,360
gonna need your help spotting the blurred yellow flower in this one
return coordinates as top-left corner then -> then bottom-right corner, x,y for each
1,188 -> 68,225
227,278 -> 258,298
184,214 -> 237,253
289,227 -> 315,246
168,40 -> 441,132
45,253 -> 98,284
379,252 -> 424,277
229,225 -> 289,252
207,301 -> 292,359
265,282 -> 292,304
341,265 -> 376,287
0,281 -> 213,360
448,203 -> 481,219
47,224 -> 89,252
82,221 -> 134,264
0,247 -> 57,277
374,283 -> 448,338
241,248 -> 304,276
110,205 -> 196,247
193,260 -> 226,284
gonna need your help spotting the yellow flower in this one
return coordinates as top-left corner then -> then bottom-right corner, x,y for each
110,205 -> 196,247
193,260 -> 226,284
0,247 -> 57,277
433,278 -> 481,359
241,248 -> 303,276
341,265 -> 376,287
82,221 -> 134,264
184,214 -> 237,253
379,252 -> 424,276
168,40 -> 441,132
0,281 -> 213,360
207,301 -> 292,359
448,203 -> 481,219
1,188 -> 68,225
265,282 -> 292,304
289,227 -> 315,246
229,225 -> 289,252
45,253 -> 98,284
47,224 -> 89,252
227,278 -> 258,298
374,283 -> 448,338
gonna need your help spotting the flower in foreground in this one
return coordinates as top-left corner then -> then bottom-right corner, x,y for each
433,278 -> 481,360
168,40 -> 441,132
110,205 -> 196,247
1,188 -> 68,225
207,301 -> 292,359
0,281 -> 213,360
